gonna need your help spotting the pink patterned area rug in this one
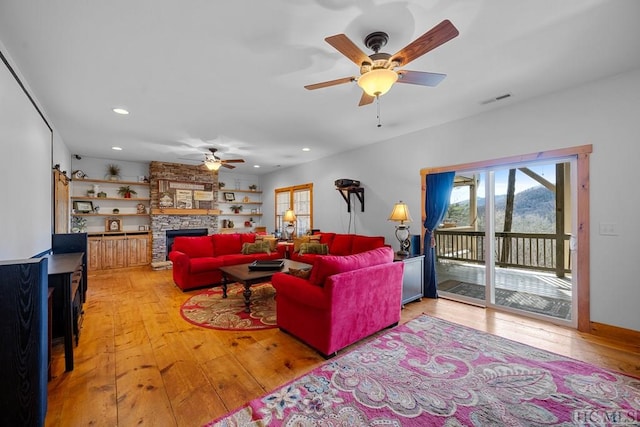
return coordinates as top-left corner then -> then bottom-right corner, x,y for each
206,315 -> 640,426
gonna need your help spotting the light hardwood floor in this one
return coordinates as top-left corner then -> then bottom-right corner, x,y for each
46,267 -> 640,426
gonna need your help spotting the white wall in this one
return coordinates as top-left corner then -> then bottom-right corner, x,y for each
262,67 -> 640,332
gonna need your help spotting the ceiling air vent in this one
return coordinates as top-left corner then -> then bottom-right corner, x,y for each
480,93 -> 512,105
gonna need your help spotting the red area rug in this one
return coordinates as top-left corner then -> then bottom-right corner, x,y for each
206,314 -> 640,426
180,283 -> 276,331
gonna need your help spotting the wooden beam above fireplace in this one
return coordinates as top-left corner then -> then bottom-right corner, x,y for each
151,208 -> 222,216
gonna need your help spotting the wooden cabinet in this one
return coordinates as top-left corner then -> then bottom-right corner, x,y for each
101,236 -> 127,269
395,254 -> 425,306
127,234 -> 151,267
88,232 -> 150,270
87,237 -> 102,271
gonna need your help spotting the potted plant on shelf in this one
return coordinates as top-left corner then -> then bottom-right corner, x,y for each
117,186 -> 137,198
71,216 -> 87,233
218,181 -> 225,189
248,184 -> 258,191
106,164 -> 121,180
230,205 -> 243,214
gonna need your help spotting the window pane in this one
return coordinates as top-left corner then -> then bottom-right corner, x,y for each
274,184 -> 313,236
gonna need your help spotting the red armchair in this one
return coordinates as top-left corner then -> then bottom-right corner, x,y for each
271,246 -> 404,357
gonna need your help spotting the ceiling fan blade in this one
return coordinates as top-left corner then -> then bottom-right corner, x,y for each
325,34 -> 371,66
305,76 -> 355,90
222,163 -> 236,169
221,159 -> 245,163
396,70 -> 446,87
391,20 -> 459,67
358,92 -> 375,107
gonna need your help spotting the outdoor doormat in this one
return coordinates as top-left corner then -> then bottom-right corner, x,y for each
439,279 -> 572,319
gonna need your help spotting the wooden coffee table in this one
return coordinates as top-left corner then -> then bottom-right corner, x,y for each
219,259 -> 312,313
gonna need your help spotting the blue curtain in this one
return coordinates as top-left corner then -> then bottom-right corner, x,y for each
423,171 -> 455,298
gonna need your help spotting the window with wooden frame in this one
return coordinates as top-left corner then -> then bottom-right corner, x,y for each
275,183 -> 313,237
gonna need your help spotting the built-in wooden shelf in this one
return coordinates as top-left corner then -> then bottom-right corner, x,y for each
72,178 -> 149,186
87,231 -> 151,237
219,189 -> 262,194
73,213 -> 150,217
72,196 -> 151,202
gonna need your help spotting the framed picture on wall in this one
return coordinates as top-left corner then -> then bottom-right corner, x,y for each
105,218 -> 122,232
73,201 -> 94,213
223,192 -> 235,202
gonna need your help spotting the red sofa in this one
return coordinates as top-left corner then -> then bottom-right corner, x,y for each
289,232 -> 387,264
271,246 -> 404,357
168,233 -> 284,291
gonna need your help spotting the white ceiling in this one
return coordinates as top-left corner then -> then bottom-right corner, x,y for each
1,1 -> 639,174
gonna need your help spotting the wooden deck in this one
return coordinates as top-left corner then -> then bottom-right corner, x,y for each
436,260 -> 573,319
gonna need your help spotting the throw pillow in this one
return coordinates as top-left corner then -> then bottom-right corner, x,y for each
255,235 -> 278,251
293,236 -> 310,252
288,267 -> 312,280
241,241 -> 271,255
299,242 -> 329,255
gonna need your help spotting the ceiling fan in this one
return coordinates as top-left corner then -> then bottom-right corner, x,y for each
203,148 -> 245,171
305,20 -> 459,106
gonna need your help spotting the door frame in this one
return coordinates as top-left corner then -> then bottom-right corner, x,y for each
420,145 -> 592,332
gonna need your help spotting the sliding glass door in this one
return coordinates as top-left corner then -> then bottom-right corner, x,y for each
436,159 -> 575,325
436,171 -> 488,305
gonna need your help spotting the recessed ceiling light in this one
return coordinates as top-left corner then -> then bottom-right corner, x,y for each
302,147 -> 311,152
112,108 -> 129,115
253,165 -> 260,168
112,146 -> 123,151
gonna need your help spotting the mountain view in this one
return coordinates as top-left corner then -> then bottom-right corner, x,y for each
446,186 -> 556,233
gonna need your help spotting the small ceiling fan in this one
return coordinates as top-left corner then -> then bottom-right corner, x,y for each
305,20 -> 459,106
204,148 -> 245,171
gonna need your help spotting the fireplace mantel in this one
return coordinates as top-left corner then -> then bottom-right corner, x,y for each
151,208 -> 221,216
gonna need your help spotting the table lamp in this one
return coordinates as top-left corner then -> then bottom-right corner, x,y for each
283,209 -> 297,241
388,201 -> 413,256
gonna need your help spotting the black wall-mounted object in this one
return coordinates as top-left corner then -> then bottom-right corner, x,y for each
335,179 -> 360,188
337,187 -> 365,212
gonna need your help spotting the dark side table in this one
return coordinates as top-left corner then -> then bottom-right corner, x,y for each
394,254 -> 425,306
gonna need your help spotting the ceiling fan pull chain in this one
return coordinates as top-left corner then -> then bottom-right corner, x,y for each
376,95 -> 382,128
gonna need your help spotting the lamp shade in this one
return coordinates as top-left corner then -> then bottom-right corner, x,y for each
205,158 -> 222,171
357,68 -> 398,97
283,209 -> 297,222
388,201 -> 413,224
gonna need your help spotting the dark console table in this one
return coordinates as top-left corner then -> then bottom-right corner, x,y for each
47,252 -> 84,372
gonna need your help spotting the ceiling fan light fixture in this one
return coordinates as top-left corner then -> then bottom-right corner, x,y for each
357,68 -> 398,97
204,157 -> 222,171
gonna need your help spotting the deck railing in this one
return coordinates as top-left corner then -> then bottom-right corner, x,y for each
434,229 -> 571,276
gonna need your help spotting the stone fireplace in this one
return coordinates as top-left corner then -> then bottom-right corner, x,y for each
165,228 -> 208,260
149,161 -> 219,269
